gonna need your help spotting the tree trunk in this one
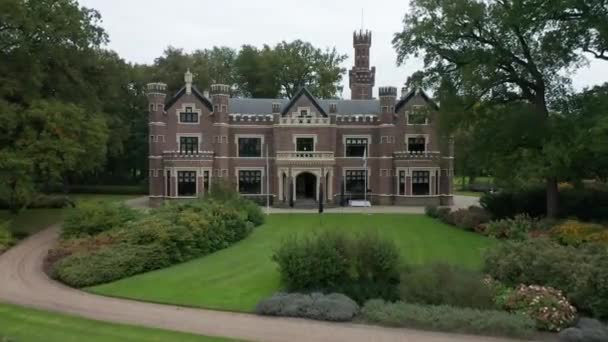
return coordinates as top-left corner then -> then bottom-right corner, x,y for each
546,177 -> 559,218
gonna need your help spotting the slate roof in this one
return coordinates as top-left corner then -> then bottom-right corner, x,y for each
165,86 -> 213,111
229,98 -> 380,115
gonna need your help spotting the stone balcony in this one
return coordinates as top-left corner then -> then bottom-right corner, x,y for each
393,150 -> 441,160
162,151 -> 214,160
276,151 -> 335,165
278,117 -> 330,125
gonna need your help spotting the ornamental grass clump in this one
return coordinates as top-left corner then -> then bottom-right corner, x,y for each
503,284 -> 577,332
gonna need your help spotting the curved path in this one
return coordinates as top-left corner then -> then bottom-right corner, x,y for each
0,217 -> 521,342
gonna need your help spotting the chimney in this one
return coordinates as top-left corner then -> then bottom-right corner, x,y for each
184,69 -> 193,95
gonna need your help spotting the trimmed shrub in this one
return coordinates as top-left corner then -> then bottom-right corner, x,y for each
61,202 -> 140,239
273,231 -> 352,291
558,318 -> 608,342
483,238 -> 608,319
481,187 -> 608,221
255,292 -> 359,322
502,285 -> 577,332
53,199 -> 255,287
52,243 -> 171,287
550,220 -> 606,246
0,221 -> 14,254
0,193 -> 73,210
361,299 -> 535,338
447,206 -> 491,230
485,214 -> 537,240
48,184 -> 148,195
424,206 -> 439,218
272,231 -> 401,303
400,263 -> 495,309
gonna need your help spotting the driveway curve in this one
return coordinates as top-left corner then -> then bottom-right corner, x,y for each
0,224 -> 520,342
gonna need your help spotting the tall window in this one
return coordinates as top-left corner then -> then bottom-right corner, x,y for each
179,107 -> 198,123
177,171 -> 197,196
407,136 -> 426,152
179,136 -> 199,154
412,170 -> 430,195
399,170 -> 406,195
203,170 -> 210,194
345,138 -> 368,157
239,170 -> 262,194
166,170 -> 171,196
238,137 -> 261,157
296,137 -> 314,151
345,170 -> 367,199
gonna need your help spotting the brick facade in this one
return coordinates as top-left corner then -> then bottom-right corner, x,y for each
147,30 -> 453,207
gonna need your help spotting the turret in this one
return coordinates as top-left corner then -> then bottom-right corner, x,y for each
350,29 -> 376,99
210,84 -> 230,121
146,82 -> 167,115
379,86 -> 397,123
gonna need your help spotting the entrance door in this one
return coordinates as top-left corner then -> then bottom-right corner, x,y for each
296,172 -> 316,200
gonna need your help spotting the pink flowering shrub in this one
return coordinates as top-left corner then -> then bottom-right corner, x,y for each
503,284 -> 577,332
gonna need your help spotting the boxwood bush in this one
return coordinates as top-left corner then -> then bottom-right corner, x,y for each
52,198 -> 257,287
400,263 -> 495,309
361,299 -> 534,338
484,238 -> 608,319
255,292 -> 359,322
61,202 -> 141,239
272,231 -> 401,303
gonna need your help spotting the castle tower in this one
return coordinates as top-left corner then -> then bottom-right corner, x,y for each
349,30 -> 376,99
146,82 -> 167,205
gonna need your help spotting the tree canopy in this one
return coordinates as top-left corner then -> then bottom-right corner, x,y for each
393,0 -> 608,217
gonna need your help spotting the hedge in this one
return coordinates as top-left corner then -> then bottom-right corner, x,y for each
480,187 -> 608,221
255,292 -> 359,322
361,299 -> 535,338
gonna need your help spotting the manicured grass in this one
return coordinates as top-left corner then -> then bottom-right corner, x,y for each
0,194 -> 137,238
90,214 -> 497,313
0,302 -> 236,342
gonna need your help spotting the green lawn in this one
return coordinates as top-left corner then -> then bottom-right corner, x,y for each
90,214 -> 497,312
0,194 -> 137,238
0,302 -> 237,342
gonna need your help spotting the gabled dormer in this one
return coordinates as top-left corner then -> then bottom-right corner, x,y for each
281,88 -> 327,118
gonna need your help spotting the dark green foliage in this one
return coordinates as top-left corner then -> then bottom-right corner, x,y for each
485,214 -> 537,240
481,187 -> 608,221
206,180 -> 265,227
61,202 -> 140,239
483,238 -> 608,319
0,194 -> 73,210
400,263 -> 495,309
57,185 -> 147,195
273,232 -> 352,291
52,244 -> 171,288
361,299 -> 534,338
0,221 -> 14,254
272,231 -> 401,303
255,292 -> 359,322
53,198 -> 255,287
424,206 -> 439,218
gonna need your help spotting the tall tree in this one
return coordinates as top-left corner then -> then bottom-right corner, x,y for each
274,40 -> 347,98
393,0 -> 591,217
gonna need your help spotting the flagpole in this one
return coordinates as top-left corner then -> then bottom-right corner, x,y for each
266,144 -> 270,215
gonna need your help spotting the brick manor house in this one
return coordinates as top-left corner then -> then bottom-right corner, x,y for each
147,30 -> 454,207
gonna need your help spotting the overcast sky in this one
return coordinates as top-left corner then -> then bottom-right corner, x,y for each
80,0 -> 607,99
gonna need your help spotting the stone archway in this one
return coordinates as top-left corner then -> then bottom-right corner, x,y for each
295,172 -> 317,201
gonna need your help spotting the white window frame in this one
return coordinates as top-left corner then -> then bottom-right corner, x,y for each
395,167 -> 441,196
174,167 -> 199,198
343,134 -> 372,157
235,167 -> 265,195
405,134 -> 429,152
177,133 -> 202,153
293,134 -> 317,151
176,103 -> 202,125
235,134 -> 264,158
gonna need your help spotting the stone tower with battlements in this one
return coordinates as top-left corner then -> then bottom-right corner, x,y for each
349,30 -> 376,100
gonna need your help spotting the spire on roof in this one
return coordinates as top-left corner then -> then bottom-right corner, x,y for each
184,69 -> 193,95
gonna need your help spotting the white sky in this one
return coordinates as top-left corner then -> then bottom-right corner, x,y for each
80,0 -> 607,98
